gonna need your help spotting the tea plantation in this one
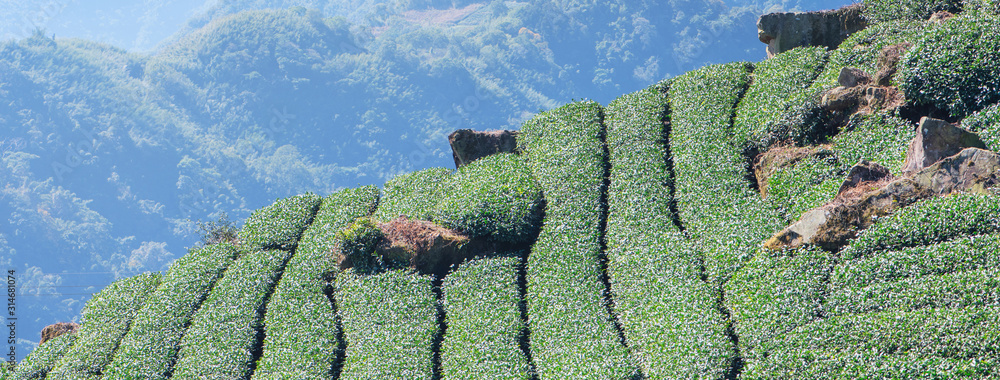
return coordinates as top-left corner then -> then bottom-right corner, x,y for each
5,1 -> 1000,379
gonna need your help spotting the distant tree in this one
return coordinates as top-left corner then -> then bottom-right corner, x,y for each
195,212 -> 240,246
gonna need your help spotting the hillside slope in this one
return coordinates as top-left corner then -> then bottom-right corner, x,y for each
5,1 -> 1000,379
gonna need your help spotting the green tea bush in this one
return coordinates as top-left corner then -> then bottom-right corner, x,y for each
103,243 -> 239,380
170,248 -> 293,380
605,83 -> 733,379
961,103 -> 1000,149
251,187 -> 380,380
440,255 -> 532,380
749,305 -> 1000,378
899,14 -> 1000,118
828,267 -> 1000,315
518,101 -> 639,379
238,193 -> 322,250
725,247 -> 833,360
830,113 -> 914,174
372,168 -> 451,222
669,62 -> 784,283
840,193 -> 1000,260
812,20 -> 923,88
334,217 -> 385,272
431,153 -> 543,243
833,234 -> 1000,290
335,269 -> 438,380
9,332 -> 75,380
964,0 -> 1000,14
765,154 -> 845,221
863,0 -> 962,23
46,273 -> 160,380
734,46 -> 829,148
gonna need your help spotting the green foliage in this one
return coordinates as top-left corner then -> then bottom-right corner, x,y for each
170,248 -> 293,380
238,193 -> 323,251
840,193 -> 1000,260
518,101 -> 638,379
9,333 -> 76,380
961,102 -> 1000,149
964,0 -> 1000,14
734,46 -> 830,148
748,306 -> 1000,378
372,168 -> 452,222
334,217 -> 385,272
252,187 -> 380,380
335,269 -> 438,380
103,243 -> 239,380
726,247 -> 833,359
669,62 -> 784,284
604,82 -> 733,379
832,234 -> 1000,290
830,113 -> 914,174
828,267 -> 1000,315
765,153 -> 845,221
813,20 -> 923,88
46,273 -> 160,380
431,154 -> 543,243
863,0 -> 962,22
899,14 -> 1000,118
440,255 -> 532,380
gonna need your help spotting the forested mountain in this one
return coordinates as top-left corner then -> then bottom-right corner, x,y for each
0,0 -> 850,361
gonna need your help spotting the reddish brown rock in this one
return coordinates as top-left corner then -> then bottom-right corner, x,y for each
874,43 -> 913,86
40,322 -> 79,344
449,129 -> 519,168
836,160 -> 893,196
754,145 -> 834,197
376,216 -> 481,275
929,10 -> 955,24
901,117 -> 987,175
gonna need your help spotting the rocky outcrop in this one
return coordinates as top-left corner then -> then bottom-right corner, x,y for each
449,129 -> 519,168
754,145 -> 834,197
765,144 -> 1000,251
901,117 -> 987,175
757,4 -> 866,58
40,322 -> 79,344
874,43 -> 912,86
821,67 -> 905,114
375,216 -> 482,275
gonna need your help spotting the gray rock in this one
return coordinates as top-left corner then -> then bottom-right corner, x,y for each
838,67 -> 871,88
837,160 -> 893,196
448,129 -> 519,168
911,147 -> 1000,195
902,117 -> 987,175
757,4 -> 867,58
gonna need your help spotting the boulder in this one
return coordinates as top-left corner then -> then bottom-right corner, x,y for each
757,4 -> 867,58
836,160 -> 893,196
929,10 -> 955,24
448,129 -> 519,168
40,322 -> 79,344
375,216 -> 480,275
901,117 -> 987,175
838,67 -> 871,88
764,148 -> 1000,251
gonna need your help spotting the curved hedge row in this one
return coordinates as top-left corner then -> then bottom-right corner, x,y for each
46,272 -> 161,380
863,0 -> 961,23
335,269 -> 438,380
8,332 -> 75,380
669,62 -> 784,283
734,46 -> 829,148
830,113 -> 914,174
372,168 -> 451,222
899,13 -> 1000,118
170,248 -> 293,380
962,103 -> 1000,149
605,82 -> 733,379
102,243 -> 239,380
747,306 -> 1000,378
251,186 -> 380,380
764,153 -> 844,222
431,153 -> 543,244
725,247 -> 832,361
440,255 -> 533,380
518,101 -> 639,379
239,194 -> 322,251
840,193 -> 1000,260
